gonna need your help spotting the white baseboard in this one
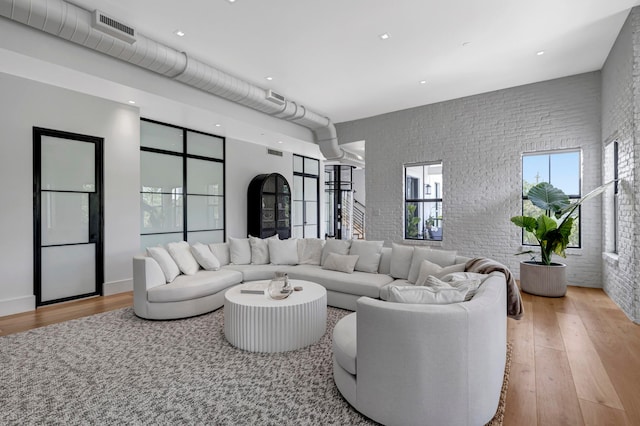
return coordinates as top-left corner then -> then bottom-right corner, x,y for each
0,295 -> 35,317
103,278 -> 133,296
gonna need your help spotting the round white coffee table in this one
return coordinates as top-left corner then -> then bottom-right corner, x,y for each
224,280 -> 327,353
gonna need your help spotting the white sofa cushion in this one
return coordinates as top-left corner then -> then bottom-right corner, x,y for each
349,240 -> 383,273
146,246 -> 180,283
425,276 -> 482,301
209,242 -> 230,266
407,247 -> 458,283
190,242 -> 221,271
322,253 -> 359,274
321,239 -> 351,265
229,237 -> 252,265
390,243 -> 414,279
269,238 -> 299,265
287,265 -> 393,298
414,260 -> 466,285
333,312 -> 357,375
223,264 -> 293,281
167,241 -> 200,276
297,238 -> 325,265
249,235 -> 279,265
387,285 -> 469,304
147,269 -> 243,303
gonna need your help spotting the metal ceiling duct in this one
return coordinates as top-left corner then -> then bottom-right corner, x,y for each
0,0 -> 363,166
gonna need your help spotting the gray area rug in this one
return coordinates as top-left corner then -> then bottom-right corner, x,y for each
0,307 -> 510,425
1,307 -> 374,425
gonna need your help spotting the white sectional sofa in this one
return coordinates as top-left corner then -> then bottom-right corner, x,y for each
133,237 -> 477,319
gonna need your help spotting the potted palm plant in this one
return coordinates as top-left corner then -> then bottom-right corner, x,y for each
511,180 -> 613,297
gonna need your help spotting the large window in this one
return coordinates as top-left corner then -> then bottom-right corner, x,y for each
404,162 -> 443,241
604,140 -> 619,254
140,119 -> 225,249
522,150 -> 581,247
292,154 -> 320,238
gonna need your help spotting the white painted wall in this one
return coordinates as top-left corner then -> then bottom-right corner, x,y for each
0,72 -> 140,315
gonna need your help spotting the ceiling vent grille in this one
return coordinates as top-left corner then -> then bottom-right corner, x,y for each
265,89 -> 286,106
267,148 -> 283,157
92,10 -> 136,44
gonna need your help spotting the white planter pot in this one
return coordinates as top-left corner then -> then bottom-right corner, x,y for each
519,261 -> 567,297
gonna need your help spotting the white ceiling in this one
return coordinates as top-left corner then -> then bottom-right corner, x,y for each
66,0 -> 639,124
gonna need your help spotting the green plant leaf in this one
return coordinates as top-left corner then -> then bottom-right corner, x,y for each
511,216 -> 537,232
527,182 -> 571,213
535,215 -> 557,241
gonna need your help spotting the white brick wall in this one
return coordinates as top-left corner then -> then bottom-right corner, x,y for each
337,72 -> 604,288
601,8 -> 638,323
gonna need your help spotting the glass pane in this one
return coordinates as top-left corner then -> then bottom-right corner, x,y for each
304,225 -> 317,238
140,233 -> 183,250
292,201 -> 304,226
305,201 -> 317,225
293,156 -> 303,173
41,192 -> 89,245
550,151 -> 580,196
140,193 -> 183,234
523,155 -> 549,195
41,244 -> 95,302
304,177 -> 318,201
304,158 -> 319,176
187,131 -> 224,159
263,175 -> 276,193
187,158 -> 224,195
141,152 -> 183,193
141,120 -> 183,152
41,136 -> 95,192
293,176 -> 303,200
187,230 -> 224,245
187,195 -> 224,230
292,226 -> 304,239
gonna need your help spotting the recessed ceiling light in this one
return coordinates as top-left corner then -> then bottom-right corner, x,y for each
265,76 -> 273,81
277,140 -> 283,144
379,33 -> 390,40
228,0 -> 236,2
419,80 -> 427,85
215,124 -> 221,127
174,30 -> 185,37
536,50 -> 545,56
128,100 -> 136,104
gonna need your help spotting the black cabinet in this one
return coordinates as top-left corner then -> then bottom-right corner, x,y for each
247,173 -> 291,239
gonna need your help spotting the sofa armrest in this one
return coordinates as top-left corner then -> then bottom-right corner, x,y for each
133,255 -> 166,292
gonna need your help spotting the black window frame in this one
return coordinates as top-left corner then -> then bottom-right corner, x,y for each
521,149 -> 582,248
140,118 -> 226,245
293,154 -> 320,238
404,161 -> 443,241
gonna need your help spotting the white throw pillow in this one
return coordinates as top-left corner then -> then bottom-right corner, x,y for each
268,239 -> 299,265
167,241 -> 200,275
297,238 -> 325,265
387,285 -> 468,304
146,246 -> 180,283
322,253 -> 360,274
349,240 -> 384,273
249,235 -> 278,265
321,239 -> 352,265
424,276 -> 481,301
414,260 -> 466,286
229,237 -> 252,265
390,243 -> 414,279
209,242 -> 230,266
190,242 -> 221,271
407,247 -> 458,284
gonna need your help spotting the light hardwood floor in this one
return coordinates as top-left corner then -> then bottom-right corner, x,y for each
1,287 -> 638,425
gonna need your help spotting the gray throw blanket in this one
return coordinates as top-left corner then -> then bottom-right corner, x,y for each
465,257 -> 524,320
